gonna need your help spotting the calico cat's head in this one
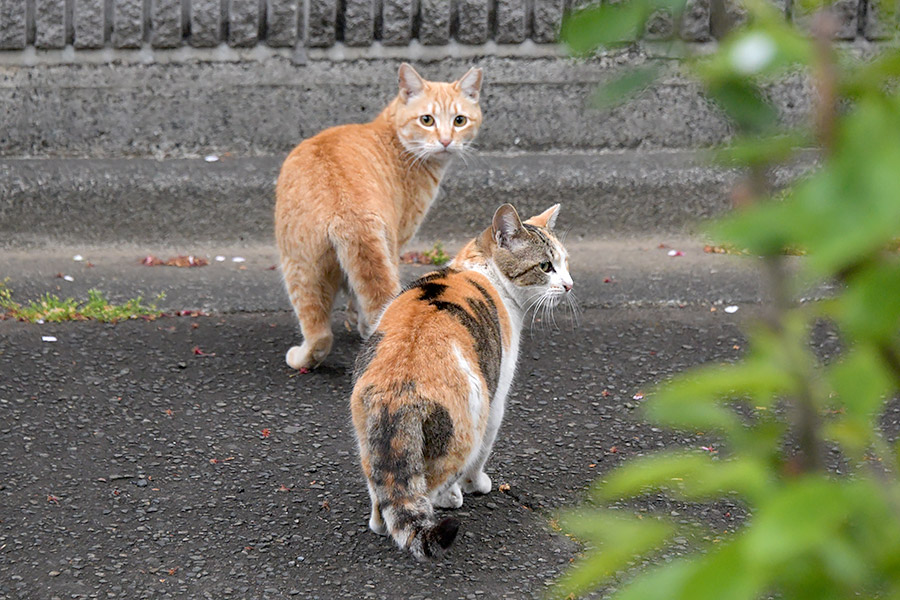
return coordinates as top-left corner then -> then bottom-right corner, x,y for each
392,63 -> 483,162
482,203 -> 575,319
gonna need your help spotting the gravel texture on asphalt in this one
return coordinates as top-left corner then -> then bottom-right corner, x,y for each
0,303 -> 843,600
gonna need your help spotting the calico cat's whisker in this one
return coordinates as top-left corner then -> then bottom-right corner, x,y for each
565,293 -> 583,328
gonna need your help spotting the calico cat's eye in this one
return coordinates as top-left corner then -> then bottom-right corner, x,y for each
420,115 -> 435,126
454,115 -> 468,127
539,261 -> 553,273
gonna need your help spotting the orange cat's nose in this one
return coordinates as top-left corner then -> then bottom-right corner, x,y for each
440,138 -> 451,148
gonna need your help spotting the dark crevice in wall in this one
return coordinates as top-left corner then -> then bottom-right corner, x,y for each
25,0 -> 36,45
182,0 -> 191,38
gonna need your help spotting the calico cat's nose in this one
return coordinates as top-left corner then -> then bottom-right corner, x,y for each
564,282 -> 573,292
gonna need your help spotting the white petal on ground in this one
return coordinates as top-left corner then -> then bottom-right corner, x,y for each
73,254 -> 84,262
232,257 -> 246,263
41,336 -> 57,342
204,155 -> 219,162
725,305 -> 739,314
63,275 -> 74,282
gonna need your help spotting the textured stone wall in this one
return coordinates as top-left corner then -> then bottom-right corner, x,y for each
0,0 -> 890,52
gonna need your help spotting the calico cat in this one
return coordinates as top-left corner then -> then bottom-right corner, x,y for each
275,63 -> 483,370
350,203 -> 574,560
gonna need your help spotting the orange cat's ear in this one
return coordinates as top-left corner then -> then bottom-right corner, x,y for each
456,67 -> 483,103
492,204 -> 525,250
398,63 -> 426,103
525,204 -> 561,230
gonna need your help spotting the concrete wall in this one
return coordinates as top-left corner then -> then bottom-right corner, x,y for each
0,0 -> 890,52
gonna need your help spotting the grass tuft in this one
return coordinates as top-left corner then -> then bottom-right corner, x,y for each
0,280 -> 163,323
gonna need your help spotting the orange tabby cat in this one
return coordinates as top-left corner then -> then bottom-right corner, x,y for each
351,203 -> 574,560
275,63 -> 483,370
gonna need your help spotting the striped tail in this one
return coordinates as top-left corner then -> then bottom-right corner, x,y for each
367,404 -> 460,560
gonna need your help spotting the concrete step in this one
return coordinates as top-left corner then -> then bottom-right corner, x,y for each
0,151 -> 810,247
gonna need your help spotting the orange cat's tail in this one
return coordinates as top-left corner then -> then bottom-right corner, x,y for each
367,405 -> 460,560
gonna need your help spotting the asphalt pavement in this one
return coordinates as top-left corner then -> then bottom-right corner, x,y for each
0,238 -> 832,599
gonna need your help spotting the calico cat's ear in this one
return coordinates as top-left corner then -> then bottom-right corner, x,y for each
456,67 -> 483,103
492,204 -> 526,250
525,204 -> 561,230
398,63 -> 426,102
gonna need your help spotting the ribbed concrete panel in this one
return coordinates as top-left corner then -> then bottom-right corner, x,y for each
307,0 -> 337,47
646,10 -> 676,39
190,0 -> 222,46
35,0 -> 67,49
420,0 -> 451,44
794,0 -> 858,40
533,0 -> 564,42
151,0 -> 182,48
112,0 -> 144,48
457,0 -> 489,43
344,0 -> 375,46
382,0 -> 414,45
73,0 -> 105,48
266,0 -> 299,46
229,0 -> 260,46
0,0 -> 27,49
496,0 -> 528,43
864,0 -> 897,40
680,0 -> 711,42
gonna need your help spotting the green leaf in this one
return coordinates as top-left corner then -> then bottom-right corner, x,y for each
825,345 -> 894,455
705,77 -> 779,134
713,131 -> 809,167
839,261 -> 900,343
554,510 -> 673,598
615,542 -> 763,600
744,477 -> 853,566
595,452 -> 773,503
591,63 -> 664,110
647,359 -> 794,433
561,1 -> 651,55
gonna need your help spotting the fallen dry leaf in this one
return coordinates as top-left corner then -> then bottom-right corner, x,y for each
140,255 -> 209,267
498,483 -> 511,493
192,345 -> 216,357
140,255 -> 164,266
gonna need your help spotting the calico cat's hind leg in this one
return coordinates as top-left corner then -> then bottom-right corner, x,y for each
461,471 -> 492,495
367,481 -> 387,535
330,218 -> 401,338
281,250 -> 342,370
432,481 -> 464,509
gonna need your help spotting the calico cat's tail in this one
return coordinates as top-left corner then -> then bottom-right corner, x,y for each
367,405 -> 460,560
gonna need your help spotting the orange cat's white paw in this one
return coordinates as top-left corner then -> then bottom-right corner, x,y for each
433,483 -> 463,509
462,472 -> 491,495
285,346 -> 312,370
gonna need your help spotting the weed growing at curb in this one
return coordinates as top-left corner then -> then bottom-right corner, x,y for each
0,281 -> 164,323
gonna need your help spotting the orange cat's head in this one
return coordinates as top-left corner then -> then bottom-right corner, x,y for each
391,63 -> 483,163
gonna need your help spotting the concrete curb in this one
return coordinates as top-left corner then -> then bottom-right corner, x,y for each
0,151 -> 812,247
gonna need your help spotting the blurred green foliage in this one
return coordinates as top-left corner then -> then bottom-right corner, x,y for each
556,1 -> 900,598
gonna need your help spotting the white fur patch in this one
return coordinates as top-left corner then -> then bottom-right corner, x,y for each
453,343 -> 485,432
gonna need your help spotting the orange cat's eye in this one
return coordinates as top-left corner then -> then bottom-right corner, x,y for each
420,115 -> 435,126
454,115 -> 468,127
